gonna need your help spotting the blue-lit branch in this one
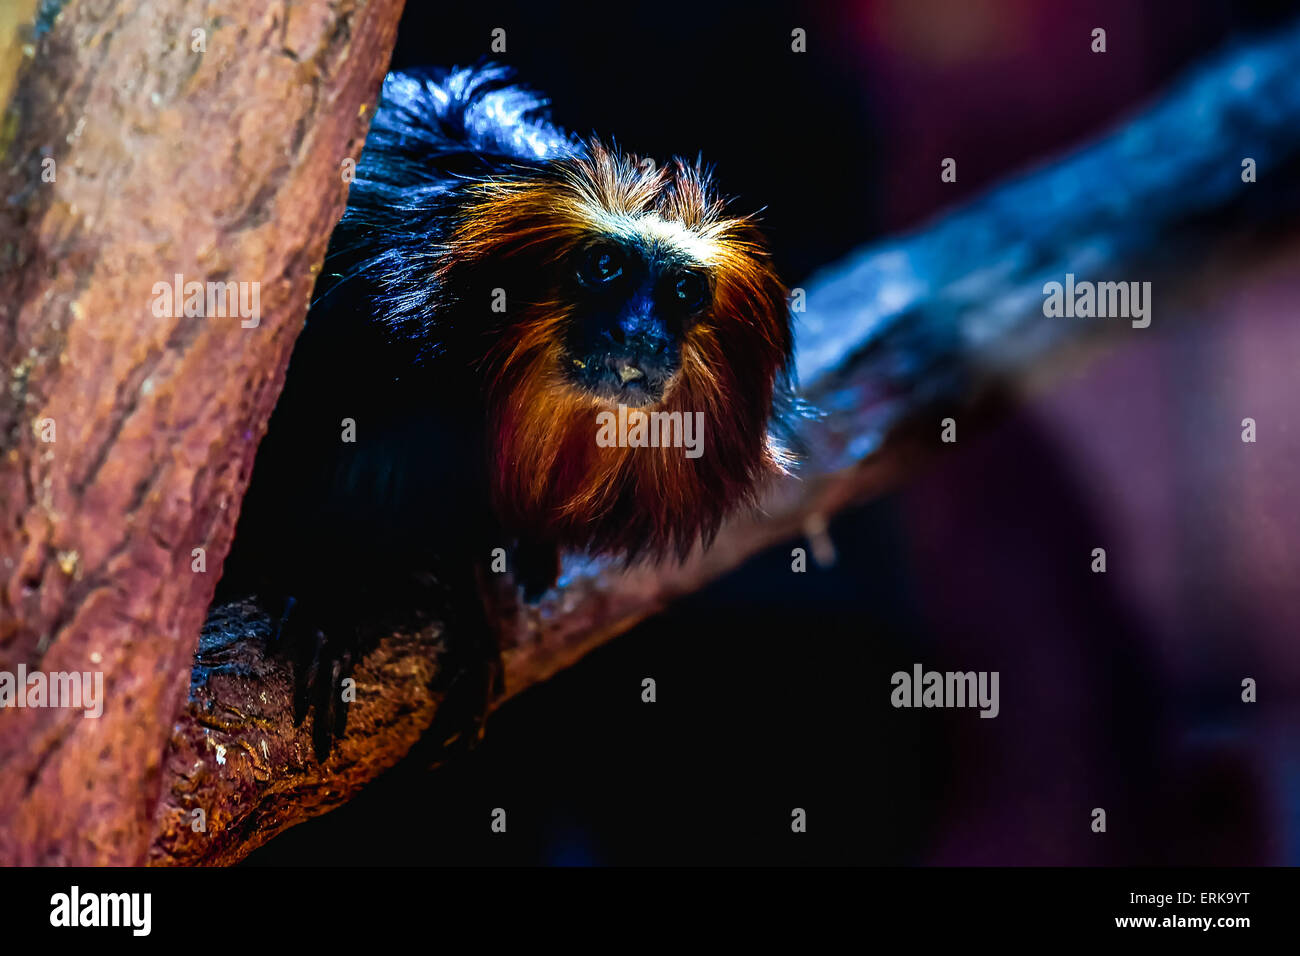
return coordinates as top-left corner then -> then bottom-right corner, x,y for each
797,17 -> 1300,468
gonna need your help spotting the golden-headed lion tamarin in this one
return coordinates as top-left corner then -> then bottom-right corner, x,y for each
218,65 -> 798,758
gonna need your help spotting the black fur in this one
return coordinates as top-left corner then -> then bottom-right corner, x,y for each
223,66 -> 577,593
217,66 -> 575,757
216,65 -> 802,757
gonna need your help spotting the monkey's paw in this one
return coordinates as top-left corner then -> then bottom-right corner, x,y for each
423,643 -> 503,762
265,593 -> 357,762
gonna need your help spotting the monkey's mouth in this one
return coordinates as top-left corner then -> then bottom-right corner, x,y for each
565,353 -> 673,407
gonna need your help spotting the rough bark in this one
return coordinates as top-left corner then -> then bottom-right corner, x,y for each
0,0 -> 405,866
2,4 -> 1298,867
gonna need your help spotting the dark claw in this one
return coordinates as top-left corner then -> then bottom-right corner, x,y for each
421,642 -> 502,764
412,562 -> 505,766
332,647 -> 355,743
310,643 -> 356,763
266,594 -> 353,761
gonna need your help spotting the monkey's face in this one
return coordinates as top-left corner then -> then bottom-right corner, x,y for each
440,142 -> 795,558
560,236 -> 709,407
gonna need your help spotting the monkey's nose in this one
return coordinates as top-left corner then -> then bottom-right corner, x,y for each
605,324 -> 671,359
613,312 -> 672,353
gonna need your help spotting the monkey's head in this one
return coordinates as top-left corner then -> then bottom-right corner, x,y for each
439,142 -> 795,561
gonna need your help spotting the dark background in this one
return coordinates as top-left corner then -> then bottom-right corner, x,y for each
248,0 -> 1300,865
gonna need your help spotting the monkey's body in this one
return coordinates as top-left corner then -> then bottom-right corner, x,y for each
218,66 -> 796,758
224,69 -> 571,600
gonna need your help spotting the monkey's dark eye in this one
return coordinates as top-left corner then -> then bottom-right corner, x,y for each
673,272 -> 709,312
578,244 -> 625,285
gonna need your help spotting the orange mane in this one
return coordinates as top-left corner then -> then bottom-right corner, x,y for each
438,142 -> 793,559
